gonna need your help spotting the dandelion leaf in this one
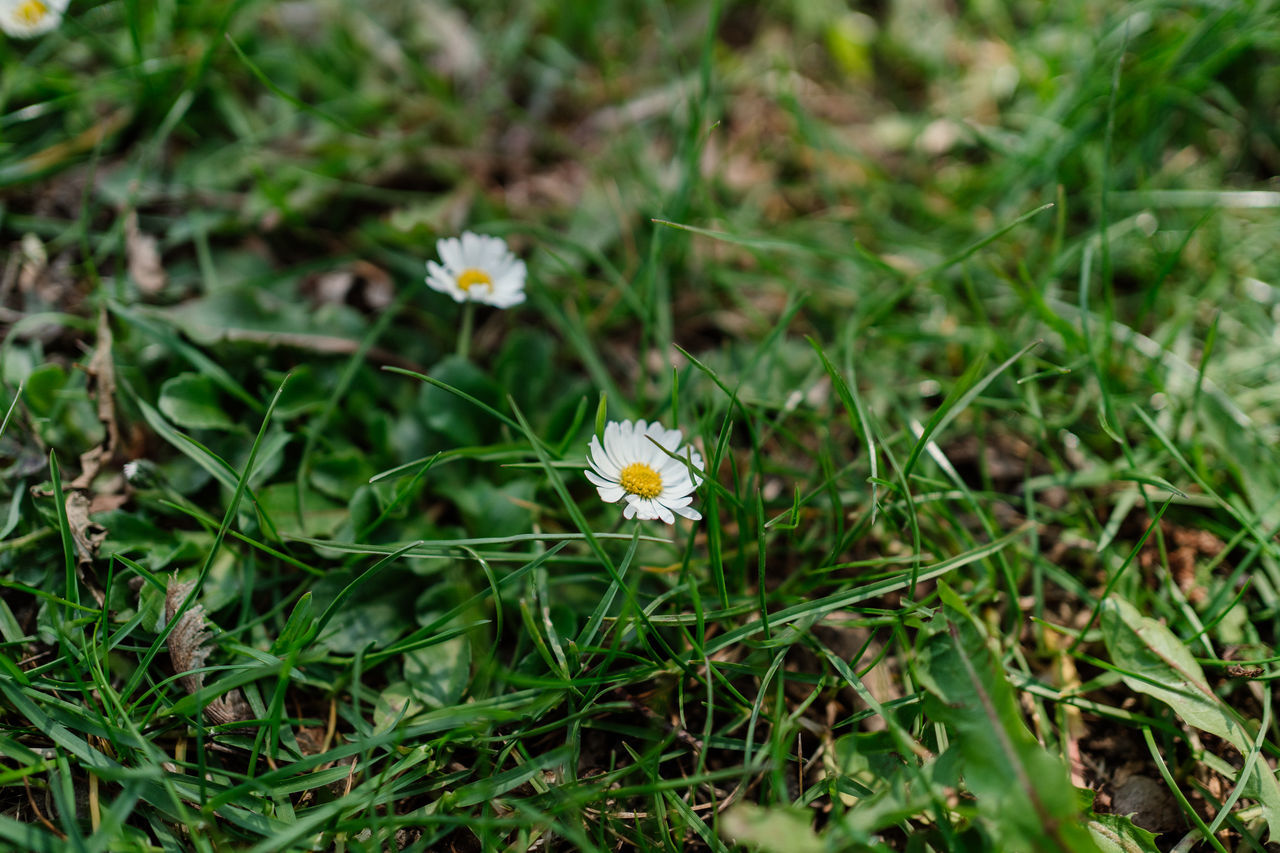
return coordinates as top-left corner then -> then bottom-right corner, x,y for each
1101,596 -> 1280,841
916,581 -> 1102,853
720,803 -> 823,853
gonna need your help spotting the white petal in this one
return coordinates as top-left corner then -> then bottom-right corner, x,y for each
654,503 -> 675,524
460,231 -> 484,262
603,421 -> 630,470
628,497 -> 665,521
0,0 -> 63,36
487,288 -> 526,308
656,457 -> 689,479
672,504 -> 702,521
493,263 -> 527,295
658,479 -> 694,501
587,436 -> 620,478
595,484 -> 626,503
426,272 -> 467,303
622,501 -> 638,519
649,423 -> 683,452
437,237 -> 464,273
584,469 -> 615,488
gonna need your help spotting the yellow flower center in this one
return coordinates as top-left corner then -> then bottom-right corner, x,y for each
619,462 -> 662,499
16,0 -> 48,25
457,268 -> 493,294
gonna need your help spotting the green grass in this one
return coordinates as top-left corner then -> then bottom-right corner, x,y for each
2,1 -> 1280,850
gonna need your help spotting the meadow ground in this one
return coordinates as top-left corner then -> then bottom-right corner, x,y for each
2,2 -> 1280,851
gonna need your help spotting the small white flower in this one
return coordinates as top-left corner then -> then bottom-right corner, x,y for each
122,461 -> 140,481
585,419 -> 703,524
0,0 -> 68,38
425,231 -> 526,308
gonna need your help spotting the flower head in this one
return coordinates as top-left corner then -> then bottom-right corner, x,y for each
585,419 -> 703,524
0,0 -> 68,38
426,231 -> 526,308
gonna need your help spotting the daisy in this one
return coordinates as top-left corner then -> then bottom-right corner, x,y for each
0,0 -> 68,38
585,419 -> 704,524
425,231 -> 526,308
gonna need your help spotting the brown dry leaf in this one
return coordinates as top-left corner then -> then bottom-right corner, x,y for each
300,259 -> 393,311
71,307 -> 121,490
125,210 -> 167,295
1138,520 -> 1223,604
165,579 -> 251,728
64,491 -> 107,570
16,232 -> 47,294
54,489 -> 108,608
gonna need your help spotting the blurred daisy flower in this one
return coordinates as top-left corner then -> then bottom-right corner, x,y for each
426,231 -> 526,308
585,420 -> 703,524
0,0 -> 68,37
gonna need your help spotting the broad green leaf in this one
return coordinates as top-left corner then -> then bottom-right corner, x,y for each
830,730 -> 907,804
416,356 -> 505,446
452,479 -> 536,538
404,633 -> 471,709
1088,812 -> 1161,853
372,681 -> 423,732
257,482 -> 346,538
308,446 -> 374,501
1101,596 -> 1280,840
158,373 -> 235,430
720,803 -> 823,853
494,328 -> 554,413
836,744 -> 963,843
1100,597 -> 1237,741
915,582 -> 1102,853
21,363 -> 102,448
1078,786 -> 1161,852
318,600 -> 405,654
21,363 -> 67,416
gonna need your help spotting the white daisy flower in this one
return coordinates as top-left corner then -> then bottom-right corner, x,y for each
425,231 -> 526,308
0,0 -> 68,38
585,419 -> 704,524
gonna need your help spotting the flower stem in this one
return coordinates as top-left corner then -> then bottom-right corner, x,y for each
457,300 -> 475,359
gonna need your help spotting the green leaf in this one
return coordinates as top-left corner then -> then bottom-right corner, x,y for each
1101,596 -> 1280,840
1099,597 -> 1236,741
452,479 -> 536,538
594,393 -> 608,440
1088,812 -> 1161,853
404,634 -> 471,709
271,592 -> 314,655
915,581 -> 1102,853
719,803 -> 823,853
371,681 -> 423,732
495,328 -> 554,412
257,483 -> 346,538
1077,786 -> 1161,852
309,447 -> 374,501
318,600 -> 405,654
21,363 -> 66,416
158,373 -> 235,430
415,356 -> 505,446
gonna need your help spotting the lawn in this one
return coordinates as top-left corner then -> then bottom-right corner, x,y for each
2,1 -> 1280,851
